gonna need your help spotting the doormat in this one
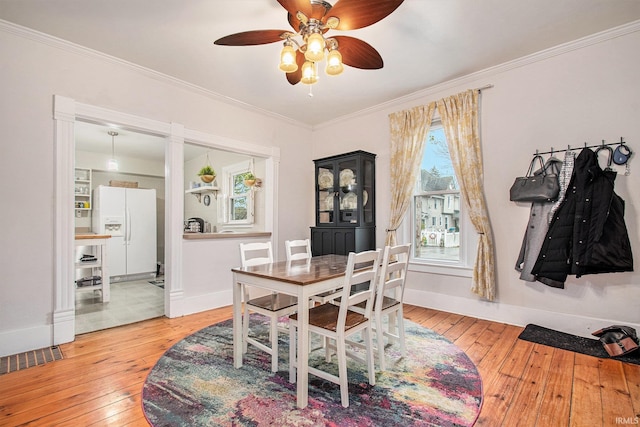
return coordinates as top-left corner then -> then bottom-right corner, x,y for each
148,279 -> 164,288
518,324 -> 640,365
0,346 -> 64,375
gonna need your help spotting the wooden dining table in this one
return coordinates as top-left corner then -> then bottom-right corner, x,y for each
231,254 -> 355,409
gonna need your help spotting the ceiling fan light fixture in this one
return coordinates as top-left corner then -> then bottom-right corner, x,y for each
300,60 -> 318,85
304,32 -> 325,62
325,48 -> 343,76
279,43 -> 298,73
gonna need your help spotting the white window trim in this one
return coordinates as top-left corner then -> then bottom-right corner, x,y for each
402,122 -> 477,278
221,161 -> 254,226
404,200 -> 475,278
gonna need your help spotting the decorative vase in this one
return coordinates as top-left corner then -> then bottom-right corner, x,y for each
201,174 -> 215,183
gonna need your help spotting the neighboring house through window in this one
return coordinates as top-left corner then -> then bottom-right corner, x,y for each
411,124 -> 475,275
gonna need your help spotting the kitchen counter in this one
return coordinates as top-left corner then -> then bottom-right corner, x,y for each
183,231 -> 271,240
75,233 -> 112,240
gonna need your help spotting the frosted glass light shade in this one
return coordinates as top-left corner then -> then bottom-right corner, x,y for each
304,32 -> 325,62
325,49 -> 344,76
107,158 -> 119,171
279,44 -> 298,73
300,61 -> 318,85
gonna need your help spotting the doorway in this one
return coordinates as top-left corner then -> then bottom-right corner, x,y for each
74,121 -> 166,334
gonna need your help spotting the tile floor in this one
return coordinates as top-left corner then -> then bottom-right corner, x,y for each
75,278 -> 165,335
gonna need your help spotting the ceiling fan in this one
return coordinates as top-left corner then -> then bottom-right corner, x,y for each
214,0 -> 405,86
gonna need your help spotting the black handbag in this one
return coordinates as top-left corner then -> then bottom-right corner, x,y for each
509,155 -> 560,202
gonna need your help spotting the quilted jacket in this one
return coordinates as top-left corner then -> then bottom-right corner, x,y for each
531,148 -> 633,287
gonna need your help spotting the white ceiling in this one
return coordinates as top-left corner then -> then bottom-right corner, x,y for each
3,0 -> 640,158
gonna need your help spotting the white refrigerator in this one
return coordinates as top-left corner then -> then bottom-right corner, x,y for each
92,185 -> 157,281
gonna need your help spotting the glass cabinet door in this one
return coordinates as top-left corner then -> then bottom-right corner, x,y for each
337,157 -> 359,226
361,156 -> 374,226
317,163 -> 335,225
314,151 -> 375,229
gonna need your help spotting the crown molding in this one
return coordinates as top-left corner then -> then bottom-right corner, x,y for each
0,19 -> 311,131
2,18 -> 638,132
313,19 -> 640,130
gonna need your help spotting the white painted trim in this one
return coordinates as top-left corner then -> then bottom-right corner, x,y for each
52,96 -> 282,344
404,288 -> 640,339
165,123 -> 185,317
0,324 -> 54,357
0,19 -> 311,131
180,290 -> 234,317
314,20 -> 640,129
53,96 -> 77,345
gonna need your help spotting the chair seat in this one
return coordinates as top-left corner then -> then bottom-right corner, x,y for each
291,303 -> 367,332
354,296 -> 400,311
247,293 -> 298,311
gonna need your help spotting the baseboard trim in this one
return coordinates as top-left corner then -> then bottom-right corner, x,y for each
404,288 -> 640,339
0,324 -> 53,358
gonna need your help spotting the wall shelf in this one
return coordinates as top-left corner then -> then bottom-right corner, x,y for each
74,168 -> 92,210
186,185 -> 219,202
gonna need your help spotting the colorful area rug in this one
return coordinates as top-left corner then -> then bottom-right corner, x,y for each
142,316 -> 483,426
0,346 -> 63,375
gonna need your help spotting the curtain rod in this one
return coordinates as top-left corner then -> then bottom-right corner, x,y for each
533,138 -> 629,156
476,84 -> 494,92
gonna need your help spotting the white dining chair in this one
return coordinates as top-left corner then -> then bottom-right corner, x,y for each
285,239 -> 342,305
350,243 -> 411,371
284,239 -> 312,261
288,249 -> 381,408
239,241 -> 298,372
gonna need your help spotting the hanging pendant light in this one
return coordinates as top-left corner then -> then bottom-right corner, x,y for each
107,130 -> 119,171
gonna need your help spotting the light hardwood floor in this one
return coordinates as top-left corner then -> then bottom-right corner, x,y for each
1,305 -> 638,426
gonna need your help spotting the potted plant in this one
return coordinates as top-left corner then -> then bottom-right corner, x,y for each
198,165 -> 216,183
243,172 -> 256,187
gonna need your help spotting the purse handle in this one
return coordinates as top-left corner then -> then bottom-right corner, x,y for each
526,154 -> 547,177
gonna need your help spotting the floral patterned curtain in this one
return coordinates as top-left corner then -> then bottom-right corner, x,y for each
386,104 -> 435,247
436,90 -> 496,301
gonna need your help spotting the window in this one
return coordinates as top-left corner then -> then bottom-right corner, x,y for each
410,124 -> 475,274
221,162 -> 254,225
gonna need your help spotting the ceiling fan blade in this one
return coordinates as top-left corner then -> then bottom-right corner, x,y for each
281,0 -> 331,31
277,0 -> 315,19
286,49 -> 306,85
326,0 -> 405,31
332,36 -> 383,69
214,30 -> 288,46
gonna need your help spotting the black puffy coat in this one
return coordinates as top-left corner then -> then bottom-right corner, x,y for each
531,148 -> 633,287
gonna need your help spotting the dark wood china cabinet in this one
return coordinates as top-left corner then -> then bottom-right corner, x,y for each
311,151 -> 376,256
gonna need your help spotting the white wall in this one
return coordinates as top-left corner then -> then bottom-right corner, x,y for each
311,26 -> 640,337
1,20 -> 638,356
0,24 -> 313,356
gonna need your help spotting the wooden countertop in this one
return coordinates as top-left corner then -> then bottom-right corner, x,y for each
75,234 -> 112,240
183,232 -> 271,240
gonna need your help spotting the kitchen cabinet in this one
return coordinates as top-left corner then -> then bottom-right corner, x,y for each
311,150 -> 376,256
74,168 -> 92,211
